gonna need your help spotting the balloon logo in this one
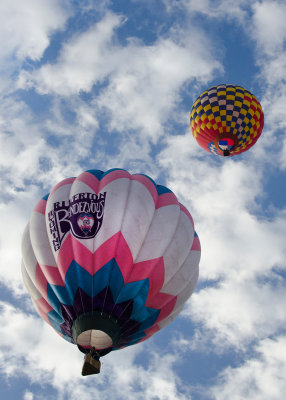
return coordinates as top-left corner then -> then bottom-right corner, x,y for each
22,169 -> 200,375
218,137 -> 235,152
190,84 -> 264,157
77,214 -> 95,235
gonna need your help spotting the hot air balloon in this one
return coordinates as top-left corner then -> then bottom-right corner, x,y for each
21,168 -> 200,375
190,84 -> 264,156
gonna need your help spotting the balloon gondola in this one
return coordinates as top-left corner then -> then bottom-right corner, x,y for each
190,84 -> 264,157
21,168 -> 200,375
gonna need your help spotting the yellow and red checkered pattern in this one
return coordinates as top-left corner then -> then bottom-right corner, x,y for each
190,84 -> 264,156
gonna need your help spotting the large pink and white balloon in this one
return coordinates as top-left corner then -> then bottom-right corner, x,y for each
22,168 -> 200,373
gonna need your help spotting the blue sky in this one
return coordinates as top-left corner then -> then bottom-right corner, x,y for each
1,0 -> 286,399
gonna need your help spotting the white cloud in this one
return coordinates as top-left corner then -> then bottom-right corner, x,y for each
0,300 -> 189,400
0,196 -> 35,294
251,1 -> 286,57
17,12 -> 125,95
23,391 -> 34,400
0,0 -> 70,63
159,133 -> 286,281
209,336 -> 286,400
158,131 -> 286,350
18,12 -> 222,140
95,31 -> 222,140
186,279 -> 286,350
0,301 -> 84,384
279,138 -> 286,170
246,2 -> 286,171
260,53 -> 286,86
258,85 -> 286,170
0,97 -> 78,192
163,0 -> 249,22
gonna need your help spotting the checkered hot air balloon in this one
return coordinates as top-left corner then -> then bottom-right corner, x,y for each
190,84 -> 264,156
22,168 -> 200,375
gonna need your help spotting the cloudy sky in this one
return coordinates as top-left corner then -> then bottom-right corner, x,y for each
1,0 -> 286,399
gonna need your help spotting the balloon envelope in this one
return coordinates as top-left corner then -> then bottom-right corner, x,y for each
22,169 -> 200,359
190,84 -> 264,156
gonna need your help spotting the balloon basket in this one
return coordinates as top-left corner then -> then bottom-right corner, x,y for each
82,353 -> 101,376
